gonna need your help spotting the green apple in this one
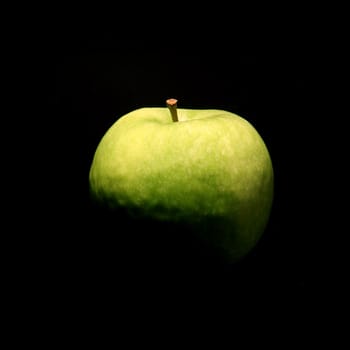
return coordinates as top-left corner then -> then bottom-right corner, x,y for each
89,99 -> 274,263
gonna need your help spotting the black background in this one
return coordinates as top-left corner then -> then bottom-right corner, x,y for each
54,25 -> 309,283
29,5 -> 346,338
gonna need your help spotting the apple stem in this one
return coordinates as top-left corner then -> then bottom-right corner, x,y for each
166,98 -> 178,122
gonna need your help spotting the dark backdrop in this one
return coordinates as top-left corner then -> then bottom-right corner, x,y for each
44,8 -> 344,333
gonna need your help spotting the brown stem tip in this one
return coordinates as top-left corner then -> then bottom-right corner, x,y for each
166,98 -> 178,122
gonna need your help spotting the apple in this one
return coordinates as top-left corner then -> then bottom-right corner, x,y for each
89,99 -> 274,263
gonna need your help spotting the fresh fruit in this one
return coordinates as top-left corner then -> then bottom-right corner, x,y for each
89,99 -> 274,262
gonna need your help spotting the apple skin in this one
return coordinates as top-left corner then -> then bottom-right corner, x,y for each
89,107 -> 274,263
